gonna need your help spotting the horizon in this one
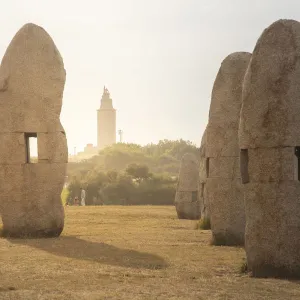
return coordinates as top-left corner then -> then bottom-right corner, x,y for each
1,0 -> 300,154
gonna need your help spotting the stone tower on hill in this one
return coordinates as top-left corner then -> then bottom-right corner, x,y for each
97,86 -> 116,150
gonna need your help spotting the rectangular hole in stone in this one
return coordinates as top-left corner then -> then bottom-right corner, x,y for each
192,191 -> 198,202
200,183 -> 204,197
294,147 -> 300,181
206,158 -> 209,177
240,149 -> 249,184
25,133 -> 38,163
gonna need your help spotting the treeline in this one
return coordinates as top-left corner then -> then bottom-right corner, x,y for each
66,139 -> 199,205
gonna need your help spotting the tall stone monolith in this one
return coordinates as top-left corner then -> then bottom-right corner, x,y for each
175,153 -> 200,220
206,51 -> 251,245
0,23 -> 68,237
239,19 -> 300,278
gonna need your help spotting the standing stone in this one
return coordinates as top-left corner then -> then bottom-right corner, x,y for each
175,153 -> 200,220
239,19 -> 300,278
0,23 -> 68,237
206,52 -> 251,245
198,127 -> 209,219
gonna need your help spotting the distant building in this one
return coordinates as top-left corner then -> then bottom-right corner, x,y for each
83,143 -> 98,156
74,143 -> 98,160
69,86 -> 117,162
97,86 -> 116,150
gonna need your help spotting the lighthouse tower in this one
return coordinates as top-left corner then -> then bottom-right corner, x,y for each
97,86 -> 116,150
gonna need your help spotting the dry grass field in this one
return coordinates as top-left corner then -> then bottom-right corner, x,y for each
0,206 -> 300,300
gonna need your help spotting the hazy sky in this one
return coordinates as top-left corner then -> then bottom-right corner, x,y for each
1,0 -> 299,153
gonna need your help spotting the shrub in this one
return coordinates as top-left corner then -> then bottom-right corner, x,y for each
67,161 -> 177,206
239,258 -> 248,274
195,217 -> 211,230
61,187 -> 70,206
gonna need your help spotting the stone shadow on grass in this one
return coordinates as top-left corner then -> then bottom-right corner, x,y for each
8,236 -> 168,270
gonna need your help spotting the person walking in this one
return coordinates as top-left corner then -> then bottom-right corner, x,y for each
74,197 -> 79,206
80,188 -> 86,206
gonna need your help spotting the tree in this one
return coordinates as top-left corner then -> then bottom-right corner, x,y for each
65,139 -> 198,206
102,172 -> 135,205
67,139 -> 199,178
106,170 -> 118,182
125,163 -> 150,183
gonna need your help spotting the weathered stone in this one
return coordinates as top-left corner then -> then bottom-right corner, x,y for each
206,51 -> 251,246
239,19 -> 300,278
206,178 -> 244,244
198,127 -> 209,218
0,23 -> 68,238
175,153 -> 200,220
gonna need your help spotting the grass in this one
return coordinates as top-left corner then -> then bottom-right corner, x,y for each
195,217 -> 211,230
239,258 -> 248,274
0,206 -> 299,299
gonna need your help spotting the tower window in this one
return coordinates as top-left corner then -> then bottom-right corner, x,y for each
25,133 -> 38,163
240,149 -> 249,184
294,147 -> 300,181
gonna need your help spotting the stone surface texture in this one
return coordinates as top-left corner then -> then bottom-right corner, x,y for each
0,23 -> 68,237
198,127 -> 209,218
206,51 -> 251,245
239,19 -> 300,278
175,153 -> 200,220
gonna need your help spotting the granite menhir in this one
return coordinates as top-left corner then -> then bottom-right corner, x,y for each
0,23 -> 68,238
206,51 -> 251,246
239,19 -> 300,278
175,153 -> 200,220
